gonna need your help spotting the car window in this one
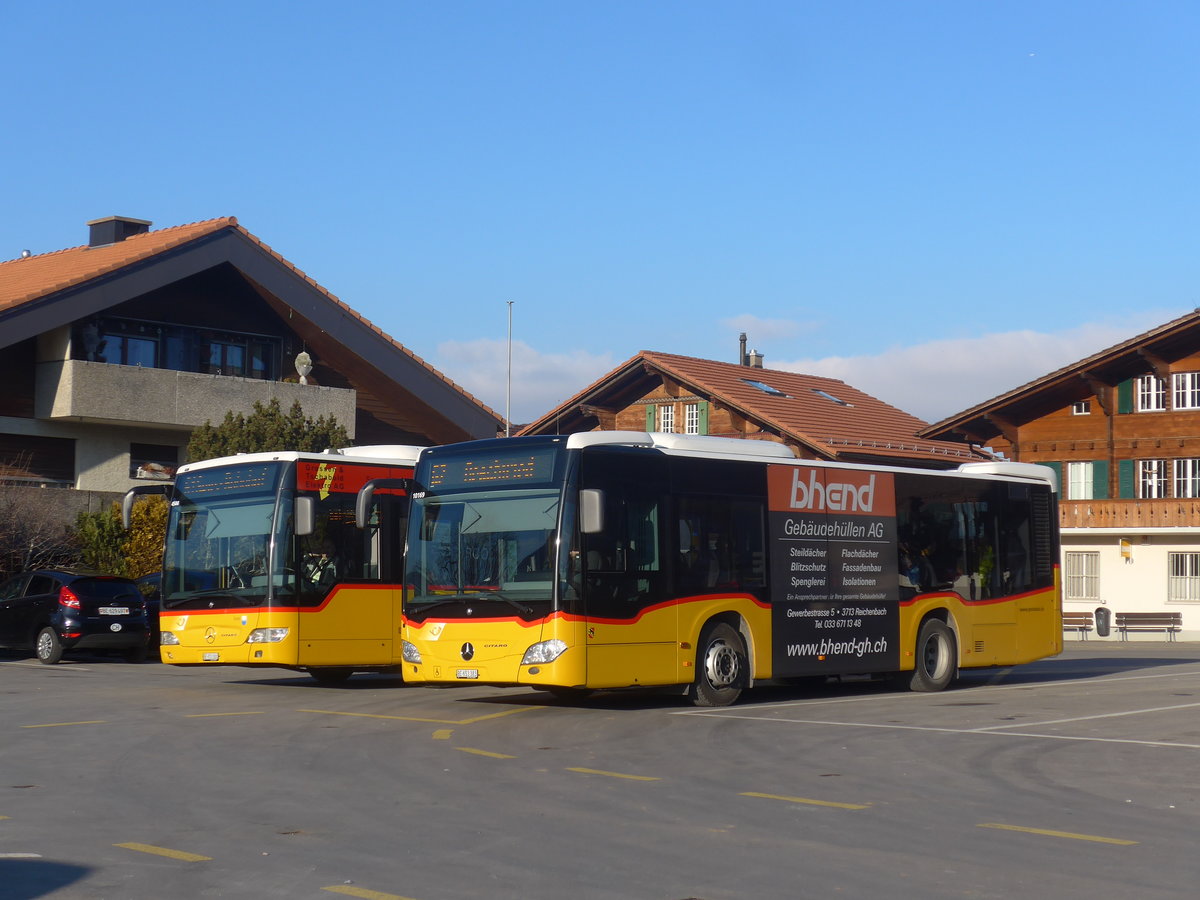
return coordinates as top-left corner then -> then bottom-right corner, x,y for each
26,575 -> 58,596
0,576 -> 24,600
75,579 -> 139,600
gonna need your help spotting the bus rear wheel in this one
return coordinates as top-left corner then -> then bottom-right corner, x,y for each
905,618 -> 957,692
688,622 -> 746,708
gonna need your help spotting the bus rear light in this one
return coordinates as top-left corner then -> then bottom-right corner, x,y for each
58,587 -> 81,609
246,627 -> 289,644
521,639 -> 567,665
401,640 -> 422,664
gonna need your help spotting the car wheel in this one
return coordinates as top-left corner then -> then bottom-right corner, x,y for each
36,627 -> 64,665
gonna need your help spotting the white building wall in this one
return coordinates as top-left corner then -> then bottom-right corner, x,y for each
1061,529 -> 1200,641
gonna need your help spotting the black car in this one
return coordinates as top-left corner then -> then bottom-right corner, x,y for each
135,572 -> 161,654
0,568 -> 148,664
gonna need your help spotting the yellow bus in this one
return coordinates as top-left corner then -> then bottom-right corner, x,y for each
398,432 -> 1061,705
124,445 -> 421,683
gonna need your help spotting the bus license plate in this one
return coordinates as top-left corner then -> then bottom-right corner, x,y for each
99,607 -> 129,616
456,669 -> 479,679
203,652 -> 220,661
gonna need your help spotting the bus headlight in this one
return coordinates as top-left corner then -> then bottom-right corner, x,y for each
521,639 -> 568,665
401,640 -> 422,664
246,627 -> 289,643
160,632 -> 180,645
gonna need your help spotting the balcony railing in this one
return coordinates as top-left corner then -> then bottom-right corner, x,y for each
1060,499 -> 1200,529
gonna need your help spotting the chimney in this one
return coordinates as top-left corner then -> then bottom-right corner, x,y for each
748,349 -> 764,368
87,216 -> 152,247
739,332 -> 748,366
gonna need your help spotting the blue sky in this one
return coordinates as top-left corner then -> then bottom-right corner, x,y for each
3,1 -> 1196,425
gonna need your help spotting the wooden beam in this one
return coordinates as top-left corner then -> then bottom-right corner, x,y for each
983,412 -> 1019,446
1080,372 -> 1111,415
1137,348 -> 1171,382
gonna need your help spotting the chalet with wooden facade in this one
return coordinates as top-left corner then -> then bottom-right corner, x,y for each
921,309 -> 1200,640
0,215 -> 502,507
520,348 -> 985,469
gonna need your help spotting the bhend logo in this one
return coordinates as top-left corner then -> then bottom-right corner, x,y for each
788,468 -> 877,513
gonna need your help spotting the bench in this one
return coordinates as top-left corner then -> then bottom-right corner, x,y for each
1062,610 -> 1094,640
1115,611 -> 1183,641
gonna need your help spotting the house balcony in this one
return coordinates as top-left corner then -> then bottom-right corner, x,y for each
34,359 -> 357,437
1060,498 -> 1200,530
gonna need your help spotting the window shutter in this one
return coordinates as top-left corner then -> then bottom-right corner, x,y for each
1117,379 -> 1134,414
698,400 -> 709,435
645,405 -> 656,431
1092,459 -> 1109,499
1117,459 -> 1135,498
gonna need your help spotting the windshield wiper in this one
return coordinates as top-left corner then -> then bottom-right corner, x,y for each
410,592 -> 533,616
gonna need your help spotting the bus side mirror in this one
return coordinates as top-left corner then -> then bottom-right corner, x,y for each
355,478 -> 410,528
295,496 -> 315,536
580,489 -> 604,534
121,483 -> 173,529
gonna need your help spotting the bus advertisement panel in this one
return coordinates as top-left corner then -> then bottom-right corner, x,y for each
767,464 -> 899,677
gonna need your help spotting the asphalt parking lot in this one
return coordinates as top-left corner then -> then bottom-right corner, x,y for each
2,642 -> 1199,899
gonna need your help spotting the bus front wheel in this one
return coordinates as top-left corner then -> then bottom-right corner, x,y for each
905,618 -> 957,692
688,622 -> 746,708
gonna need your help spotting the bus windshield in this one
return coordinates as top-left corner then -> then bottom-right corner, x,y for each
162,462 -> 289,610
405,487 -> 561,620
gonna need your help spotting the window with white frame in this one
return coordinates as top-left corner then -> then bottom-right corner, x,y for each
1175,458 -> 1200,498
1136,374 -> 1167,411
1071,400 -> 1090,415
684,403 -> 700,435
1064,552 -> 1099,602
657,404 -> 675,433
1138,459 -> 1169,498
1173,372 -> 1200,410
1066,461 -> 1094,500
1168,552 -> 1200,602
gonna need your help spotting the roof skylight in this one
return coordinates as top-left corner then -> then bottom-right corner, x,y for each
812,388 -> 853,407
741,378 -> 789,398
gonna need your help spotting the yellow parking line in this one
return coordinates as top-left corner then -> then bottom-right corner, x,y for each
184,712 -> 265,718
115,842 -> 213,861
322,886 -> 419,900
21,721 -> 105,728
455,747 -> 516,759
978,823 -> 1138,845
741,791 -> 869,810
432,729 -> 453,740
567,767 -> 660,782
299,706 -> 541,726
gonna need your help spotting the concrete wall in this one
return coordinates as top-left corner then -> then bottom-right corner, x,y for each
35,360 -> 357,434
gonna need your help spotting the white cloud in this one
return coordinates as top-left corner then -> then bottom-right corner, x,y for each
721,314 -> 815,342
772,316 -> 1179,423
434,339 -> 617,427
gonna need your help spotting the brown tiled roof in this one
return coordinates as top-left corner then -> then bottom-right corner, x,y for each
0,216 -> 500,425
521,350 -> 982,463
0,218 -> 236,311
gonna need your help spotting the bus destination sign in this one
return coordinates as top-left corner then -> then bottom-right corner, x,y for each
426,447 -> 559,489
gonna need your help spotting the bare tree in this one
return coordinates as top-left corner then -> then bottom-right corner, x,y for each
0,484 -> 79,580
